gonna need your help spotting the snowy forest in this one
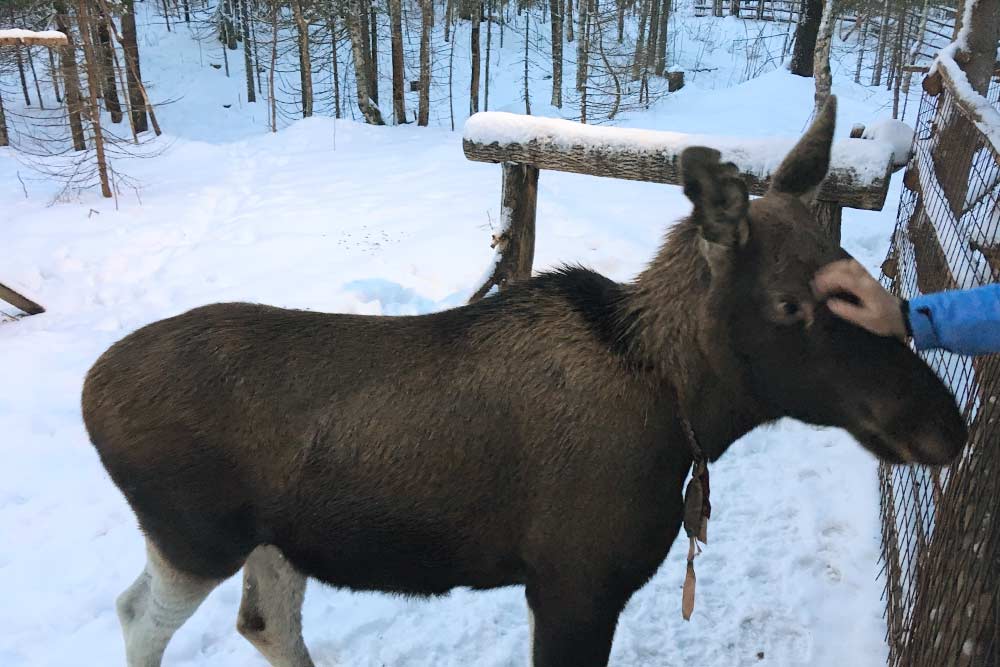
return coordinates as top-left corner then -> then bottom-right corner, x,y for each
0,0 -> 980,197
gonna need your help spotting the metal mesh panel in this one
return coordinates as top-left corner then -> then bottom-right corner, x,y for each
879,77 -> 1000,667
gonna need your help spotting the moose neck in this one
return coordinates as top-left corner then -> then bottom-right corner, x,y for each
621,222 -> 772,460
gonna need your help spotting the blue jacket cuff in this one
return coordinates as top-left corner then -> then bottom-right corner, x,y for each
907,300 -> 940,351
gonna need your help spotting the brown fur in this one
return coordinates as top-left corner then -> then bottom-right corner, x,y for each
82,97 -> 965,667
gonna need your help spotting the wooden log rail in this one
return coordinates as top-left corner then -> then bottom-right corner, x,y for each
0,30 -> 68,47
0,282 -> 44,316
463,111 -> 898,298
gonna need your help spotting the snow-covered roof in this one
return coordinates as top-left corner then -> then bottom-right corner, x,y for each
0,29 -> 68,46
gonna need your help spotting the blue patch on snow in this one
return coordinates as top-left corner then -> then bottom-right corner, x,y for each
342,278 -> 447,316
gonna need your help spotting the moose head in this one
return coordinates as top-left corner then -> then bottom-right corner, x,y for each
677,97 -> 966,466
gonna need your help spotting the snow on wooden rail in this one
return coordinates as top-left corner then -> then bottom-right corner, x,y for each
0,29 -> 68,47
927,53 -> 1000,160
463,111 -> 896,211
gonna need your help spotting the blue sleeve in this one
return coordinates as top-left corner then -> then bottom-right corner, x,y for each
908,284 -> 1000,355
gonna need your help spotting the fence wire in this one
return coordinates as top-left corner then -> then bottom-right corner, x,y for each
879,75 -> 1000,667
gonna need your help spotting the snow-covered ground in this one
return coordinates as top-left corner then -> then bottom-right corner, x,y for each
1,5 -> 907,666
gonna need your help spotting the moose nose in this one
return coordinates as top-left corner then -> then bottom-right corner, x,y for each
908,414 -> 967,466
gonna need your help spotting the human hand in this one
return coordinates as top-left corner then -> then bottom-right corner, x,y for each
811,259 -> 908,340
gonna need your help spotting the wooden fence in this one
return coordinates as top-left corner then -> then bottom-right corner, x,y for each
878,62 -> 1000,667
462,110 -> 897,297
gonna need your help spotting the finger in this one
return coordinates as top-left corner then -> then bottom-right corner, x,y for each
812,267 -> 866,299
826,297 -> 870,325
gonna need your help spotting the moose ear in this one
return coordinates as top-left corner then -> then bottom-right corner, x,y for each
680,146 -> 750,253
770,96 -> 837,204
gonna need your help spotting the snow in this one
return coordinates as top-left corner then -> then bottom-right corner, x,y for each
465,111 -> 897,186
0,28 -> 68,43
861,119 -> 915,168
0,3 -> 907,666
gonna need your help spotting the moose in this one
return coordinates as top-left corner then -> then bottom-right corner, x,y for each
83,96 -> 965,667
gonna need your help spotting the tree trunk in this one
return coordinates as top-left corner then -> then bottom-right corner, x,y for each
26,46 -> 46,110
269,0 -> 278,131
632,0 -> 650,80
790,0 -> 822,77
98,16 -> 124,122
485,0 -> 493,110
358,0 -> 374,93
369,2 -> 379,105
182,0 -> 191,23
871,0 -> 891,86
418,0 -> 432,125
730,0 -> 739,16
121,0 -> 149,133
889,0 -> 906,115
349,0 -> 386,124
549,0 -> 563,107
523,12 -> 531,114
48,48 -> 63,103
240,0 -> 256,103
854,15 -> 869,84
813,0 -> 834,111
76,0 -> 113,198
566,0 -> 574,41
161,0 -> 172,32
646,0 -> 660,71
576,0 -> 590,90
291,0 -> 314,117
596,8 -> 621,119
55,7 -> 87,151
655,0 -> 669,75
389,0 -> 406,122
448,10 -> 456,129
444,0 -> 454,41
15,45 -> 32,106
227,0 -> 239,49
470,0 -> 481,114
330,14 -> 342,118
617,0 -> 625,43
251,4 -> 263,94
0,91 -> 8,147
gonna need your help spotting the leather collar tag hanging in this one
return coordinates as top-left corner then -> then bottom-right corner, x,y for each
680,417 -> 711,621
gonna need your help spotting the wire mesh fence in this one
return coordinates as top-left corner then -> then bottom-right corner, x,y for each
878,74 -> 1000,667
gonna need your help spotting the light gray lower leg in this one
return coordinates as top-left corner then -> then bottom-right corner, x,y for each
116,541 -> 219,667
237,545 -> 315,667
528,606 -> 536,666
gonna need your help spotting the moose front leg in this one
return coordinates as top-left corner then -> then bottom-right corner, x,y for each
526,579 -> 626,667
236,545 -> 315,667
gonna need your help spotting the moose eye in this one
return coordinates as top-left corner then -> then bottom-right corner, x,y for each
780,301 -> 800,316
773,298 -> 806,325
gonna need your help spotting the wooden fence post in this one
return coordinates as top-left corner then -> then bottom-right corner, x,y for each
469,162 -> 538,301
813,200 -> 842,244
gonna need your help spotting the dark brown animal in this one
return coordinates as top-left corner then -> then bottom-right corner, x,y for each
82,97 -> 965,667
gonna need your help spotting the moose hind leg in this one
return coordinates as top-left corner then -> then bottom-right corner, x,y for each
237,545 -> 315,667
116,540 -> 220,667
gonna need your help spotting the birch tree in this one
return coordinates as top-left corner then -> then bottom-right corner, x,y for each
348,0 -> 385,124
389,0 -> 406,122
